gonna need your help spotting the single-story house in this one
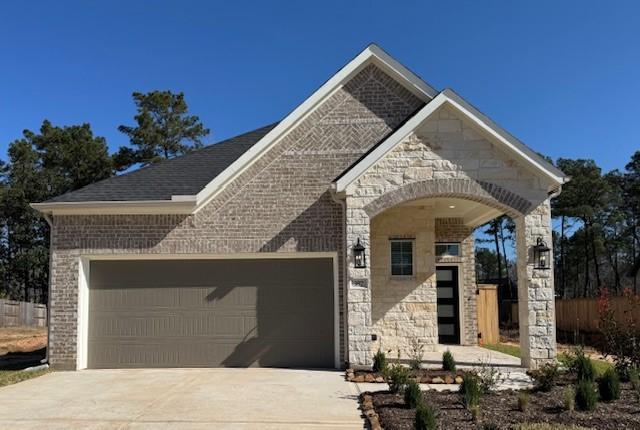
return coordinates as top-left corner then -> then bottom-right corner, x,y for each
33,44 -> 567,371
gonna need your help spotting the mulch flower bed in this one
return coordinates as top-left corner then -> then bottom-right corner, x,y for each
361,374 -> 640,429
346,368 -> 466,384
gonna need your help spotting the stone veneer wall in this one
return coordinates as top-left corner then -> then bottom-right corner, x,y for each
370,206 -> 437,355
344,104 -> 557,368
48,64 -> 424,370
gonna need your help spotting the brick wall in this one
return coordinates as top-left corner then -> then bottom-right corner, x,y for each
48,64 -> 424,370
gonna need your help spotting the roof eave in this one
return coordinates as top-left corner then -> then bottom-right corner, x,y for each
31,196 -> 197,216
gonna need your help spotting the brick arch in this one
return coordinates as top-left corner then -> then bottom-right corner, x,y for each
363,179 -> 532,219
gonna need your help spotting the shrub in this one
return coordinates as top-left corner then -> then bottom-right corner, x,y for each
385,362 -> 410,394
530,362 -> 560,392
404,380 -> 422,409
474,359 -> 504,393
574,350 -> 596,382
563,385 -> 575,411
442,349 -> 456,371
597,367 -> 620,401
517,391 -> 530,412
483,424 -> 498,430
373,348 -> 387,373
414,402 -> 437,430
408,338 -> 424,370
597,288 -> 640,376
459,373 -> 482,409
574,379 -> 597,411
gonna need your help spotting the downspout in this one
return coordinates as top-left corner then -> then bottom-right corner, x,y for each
330,184 -> 348,369
41,212 -> 53,366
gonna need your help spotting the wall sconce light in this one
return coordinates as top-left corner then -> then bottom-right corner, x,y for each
353,238 -> 366,268
534,237 -> 551,270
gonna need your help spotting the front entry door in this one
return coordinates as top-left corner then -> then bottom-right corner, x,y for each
436,266 -> 460,344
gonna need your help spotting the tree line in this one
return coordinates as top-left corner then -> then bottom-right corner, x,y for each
475,153 -> 640,299
0,91 -> 208,303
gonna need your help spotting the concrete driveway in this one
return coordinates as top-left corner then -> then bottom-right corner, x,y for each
0,369 -> 364,429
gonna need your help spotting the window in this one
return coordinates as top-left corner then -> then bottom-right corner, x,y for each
435,243 -> 460,257
391,240 -> 414,276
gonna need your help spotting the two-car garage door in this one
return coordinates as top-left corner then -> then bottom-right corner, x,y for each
87,258 -> 335,369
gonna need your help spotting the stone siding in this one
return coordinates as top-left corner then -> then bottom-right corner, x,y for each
48,64 -> 424,370
344,104 -> 556,367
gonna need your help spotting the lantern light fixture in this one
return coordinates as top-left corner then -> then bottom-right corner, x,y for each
353,238 -> 366,268
533,237 -> 551,270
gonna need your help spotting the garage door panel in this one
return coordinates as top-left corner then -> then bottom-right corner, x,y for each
88,258 -> 334,368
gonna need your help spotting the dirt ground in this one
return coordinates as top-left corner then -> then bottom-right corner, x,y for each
0,326 -> 47,356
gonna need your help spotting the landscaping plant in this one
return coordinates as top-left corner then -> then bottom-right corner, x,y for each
563,385 -> 575,411
414,402 -> 437,430
529,362 -> 560,392
408,338 -> 424,370
574,349 -> 596,382
574,379 -> 598,411
442,349 -> 456,372
385,362 -> 410,394
597,288 -> 640,378
459,372 -> 482,409
404,379 -> 422,408
474,358 -> 504,393
517,391 -> 530,412
597,367 -> 620,401
373,348 -> 388,373
483,424 -> 498,430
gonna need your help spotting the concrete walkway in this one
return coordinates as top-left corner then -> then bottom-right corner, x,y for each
0,369 -> 364,429
355,345 -> 532,393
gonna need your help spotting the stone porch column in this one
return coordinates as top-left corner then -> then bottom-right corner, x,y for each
515,199 -> 557,369
345,197 -> 374,367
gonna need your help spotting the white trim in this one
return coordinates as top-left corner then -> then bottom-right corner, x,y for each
435,263 -> 465,346
334,92 -> 567,193
77,257 -> 90,370
31,199 -> 196,216
75,252 -> 341,370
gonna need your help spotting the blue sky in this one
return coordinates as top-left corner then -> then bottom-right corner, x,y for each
1,1 -> 638,172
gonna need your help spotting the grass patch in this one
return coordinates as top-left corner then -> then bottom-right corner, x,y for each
482,343 -> 521,358
0,369 -> 49,388
483,343 -> 613,376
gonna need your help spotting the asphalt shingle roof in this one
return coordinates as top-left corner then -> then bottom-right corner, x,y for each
44,123 -> 278,203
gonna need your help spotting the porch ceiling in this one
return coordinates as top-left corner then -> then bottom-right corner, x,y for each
398,197 -> 503,228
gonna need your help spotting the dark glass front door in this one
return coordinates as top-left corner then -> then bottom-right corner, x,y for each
436,266 -> 460,344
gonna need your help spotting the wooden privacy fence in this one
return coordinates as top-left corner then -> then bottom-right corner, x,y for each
0,300 -> 47,327
511,297 -> 640,334
477,284 -> 499,345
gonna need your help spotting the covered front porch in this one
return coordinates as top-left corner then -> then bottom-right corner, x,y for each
332,96 -> 565,370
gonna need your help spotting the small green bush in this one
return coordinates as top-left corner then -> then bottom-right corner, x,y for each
459,373 -> 482,409
517,391 -> 530,412
414,402 -> 438,430
630,367 -> 640,403
574,350 -> 596,382
597,367 -> 620,401
404,380 -> 422,409
563,385 -> 575,411
530,362 -> 559,392
575,379 -> 597,411
373,348 -> 387,373
483,424 -> 498,430
442,349 -> 456,371
385,363 -> 410,394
